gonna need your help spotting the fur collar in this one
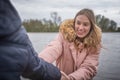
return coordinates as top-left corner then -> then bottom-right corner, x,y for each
59,19 -> 76,42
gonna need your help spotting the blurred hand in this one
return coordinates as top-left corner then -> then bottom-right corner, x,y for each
61,71 -> 69,80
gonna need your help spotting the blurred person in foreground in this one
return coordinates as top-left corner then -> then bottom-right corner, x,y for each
0,0 -> 61,80
39,8 -> 102,80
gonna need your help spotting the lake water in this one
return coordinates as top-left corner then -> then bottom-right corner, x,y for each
22,32 -> 120,80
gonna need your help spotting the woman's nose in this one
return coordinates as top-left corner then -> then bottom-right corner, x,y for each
78,25 -> 83,30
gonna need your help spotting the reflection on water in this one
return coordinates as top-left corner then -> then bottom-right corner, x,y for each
22,32 -> 120,80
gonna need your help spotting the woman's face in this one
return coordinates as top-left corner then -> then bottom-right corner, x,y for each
75,15 -> 91,38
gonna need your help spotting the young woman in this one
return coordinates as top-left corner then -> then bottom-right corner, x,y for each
39,8 -> 102,80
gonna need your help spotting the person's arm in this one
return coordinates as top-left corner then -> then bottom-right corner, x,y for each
63,48 -> 101,80
22,38 -> 61,80
39,33 -> 63,63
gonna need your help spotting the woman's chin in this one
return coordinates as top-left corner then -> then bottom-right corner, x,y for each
77,34 -> 85,38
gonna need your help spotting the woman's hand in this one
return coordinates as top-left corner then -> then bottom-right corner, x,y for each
61,71 -> 69,80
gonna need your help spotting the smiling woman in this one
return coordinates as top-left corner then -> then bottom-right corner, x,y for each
74,14 -> 91,39
39,8 -> 102,80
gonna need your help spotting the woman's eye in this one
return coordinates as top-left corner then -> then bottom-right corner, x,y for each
84,23 -> 87,26
83,23 -> 89,26
77,21 -> 81,25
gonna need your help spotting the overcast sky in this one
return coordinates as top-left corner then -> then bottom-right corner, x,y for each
11,0 -> 120,26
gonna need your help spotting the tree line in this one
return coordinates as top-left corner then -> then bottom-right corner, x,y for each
23,12 -> 119,32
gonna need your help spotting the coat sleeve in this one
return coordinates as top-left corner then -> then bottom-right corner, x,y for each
22,36 -> 61,80
39,33 -> 63,63
68,48 -> 101,80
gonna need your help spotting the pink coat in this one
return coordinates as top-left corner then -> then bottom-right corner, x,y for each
39,33 -> 101,80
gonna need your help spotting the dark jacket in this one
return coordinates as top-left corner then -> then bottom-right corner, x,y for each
0,0 -> 61,80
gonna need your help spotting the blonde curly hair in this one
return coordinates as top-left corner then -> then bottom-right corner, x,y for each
73,8 -> 102,50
